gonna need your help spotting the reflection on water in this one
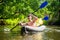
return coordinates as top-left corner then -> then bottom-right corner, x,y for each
22,32 -> 44,40
0,26 -> 60,40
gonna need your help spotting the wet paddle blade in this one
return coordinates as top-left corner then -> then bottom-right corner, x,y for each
33,1 -> 48,13
40,1 -> 48,8
43,16 -> 49,20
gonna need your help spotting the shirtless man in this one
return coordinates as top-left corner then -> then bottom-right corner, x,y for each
19,14 -> 43,27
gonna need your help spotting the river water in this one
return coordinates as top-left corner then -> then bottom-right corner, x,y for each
0,26 -> 60,40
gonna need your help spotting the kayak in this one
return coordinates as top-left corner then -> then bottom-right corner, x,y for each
23,25 -> 46,32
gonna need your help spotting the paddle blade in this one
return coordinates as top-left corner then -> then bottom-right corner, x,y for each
40,1 -> 48,8
43,16 -> 49,20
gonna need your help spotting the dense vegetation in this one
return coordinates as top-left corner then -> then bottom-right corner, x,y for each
0,0 -> 60,31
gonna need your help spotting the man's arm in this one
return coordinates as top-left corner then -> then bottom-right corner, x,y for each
29,14 -> 38,19
18,22 -> 27,26
30,14 -> 38,23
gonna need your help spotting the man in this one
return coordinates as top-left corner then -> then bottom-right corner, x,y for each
19,14 -> 43,27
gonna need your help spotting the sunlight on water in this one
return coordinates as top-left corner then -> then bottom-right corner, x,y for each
4,28 -> 10,32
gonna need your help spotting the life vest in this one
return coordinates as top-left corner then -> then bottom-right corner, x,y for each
35,18 -> 43,26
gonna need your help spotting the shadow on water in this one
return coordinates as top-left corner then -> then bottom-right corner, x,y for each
20,27 -> 39,36
0,26 -> 60,40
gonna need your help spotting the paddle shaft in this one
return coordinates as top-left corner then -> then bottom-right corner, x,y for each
10,24 -> 18,31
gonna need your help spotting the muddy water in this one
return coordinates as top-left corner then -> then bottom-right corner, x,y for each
0,26 -> 60,40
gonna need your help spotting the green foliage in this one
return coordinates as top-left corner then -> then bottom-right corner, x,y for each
5,18 -> 19,25
0,0 -> 59,31
0,0 -> 50,18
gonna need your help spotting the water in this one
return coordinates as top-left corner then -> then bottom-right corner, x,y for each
0,26 -> 60,40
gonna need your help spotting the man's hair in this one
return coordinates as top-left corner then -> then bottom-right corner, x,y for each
28,14 -> 31,17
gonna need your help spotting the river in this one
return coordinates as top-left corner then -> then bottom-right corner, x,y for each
0,26 -> 60,40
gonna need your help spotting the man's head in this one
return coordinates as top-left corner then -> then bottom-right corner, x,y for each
28,14 -> 32,19
27,14 -> 33,22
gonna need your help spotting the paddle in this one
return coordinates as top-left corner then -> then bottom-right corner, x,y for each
10,1 -> 48,31
33,1 -> 49,20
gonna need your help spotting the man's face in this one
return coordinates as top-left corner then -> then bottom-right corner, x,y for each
28,16 -> 32,19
